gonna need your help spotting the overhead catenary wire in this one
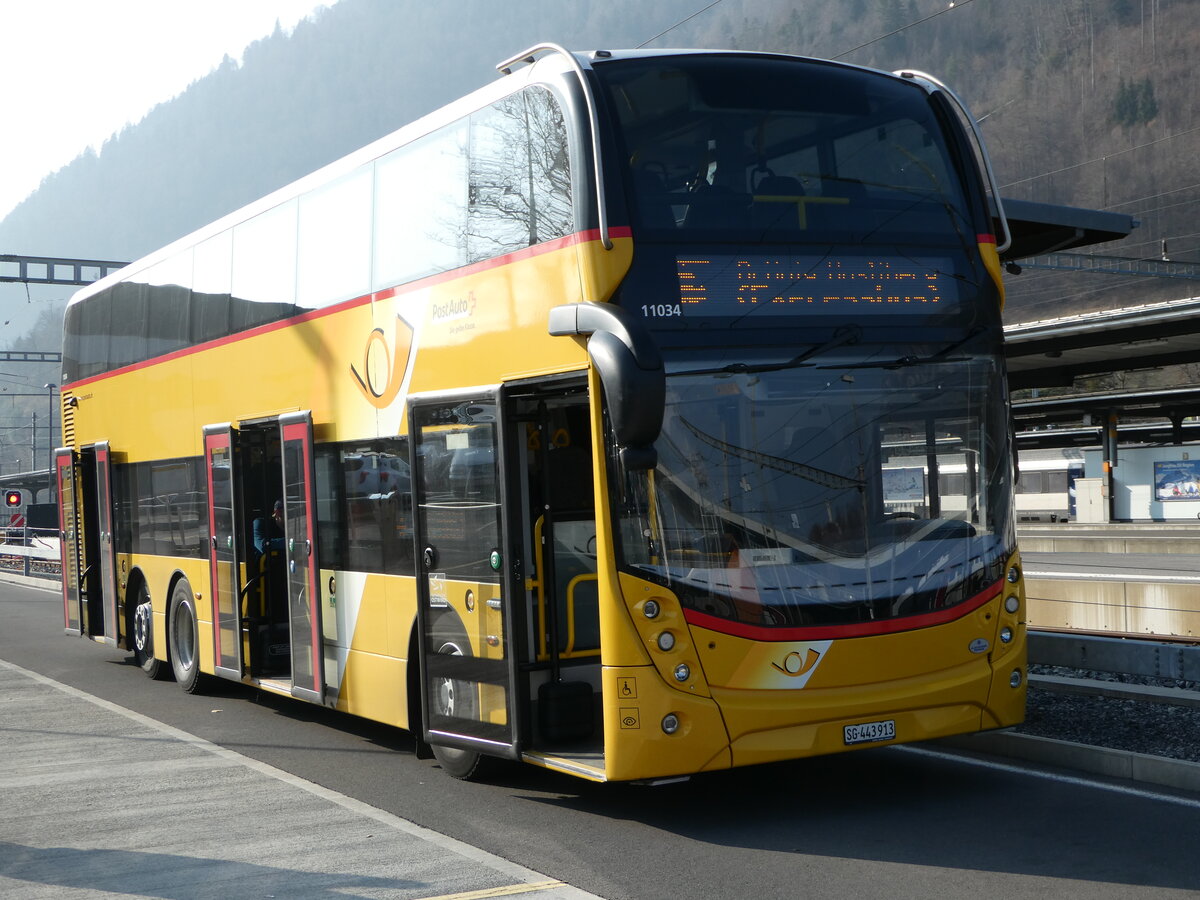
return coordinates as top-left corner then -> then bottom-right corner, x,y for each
1000,125 -> 1200,194
636,0 -> 726,49
833,0 -> 979,60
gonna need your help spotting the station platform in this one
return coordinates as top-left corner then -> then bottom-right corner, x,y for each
0,656 -> 599,900
1017,522 -> 1200,641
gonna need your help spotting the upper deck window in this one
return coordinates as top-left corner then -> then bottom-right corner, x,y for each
594,55 -> 974,247
64,84 -> 574,383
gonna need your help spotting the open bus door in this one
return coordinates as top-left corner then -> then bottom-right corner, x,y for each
279,411 -> 324,703
60,443 -> 119,644
411,394 -> 520,771
202,424 -> 245,681
56,448 -> 83,635
91,442 -> 120,646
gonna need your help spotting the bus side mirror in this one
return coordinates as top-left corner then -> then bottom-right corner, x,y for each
548,302 -> 664,471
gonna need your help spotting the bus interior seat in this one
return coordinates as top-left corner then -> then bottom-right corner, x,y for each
631,167 -> 678,230
682,184 -> 750,230
751,175 -> 807,229
806,178 -> 868,232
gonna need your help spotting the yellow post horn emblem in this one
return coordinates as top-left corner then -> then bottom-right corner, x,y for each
350,316 -> 414,408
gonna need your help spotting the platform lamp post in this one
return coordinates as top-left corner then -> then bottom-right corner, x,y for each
44,383 -> 56,503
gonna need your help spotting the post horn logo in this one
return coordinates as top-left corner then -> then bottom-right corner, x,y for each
350,315 -> 414,409
771,647 -> 822,677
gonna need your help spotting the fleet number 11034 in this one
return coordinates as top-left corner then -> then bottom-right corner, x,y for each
642,304 -> 683,318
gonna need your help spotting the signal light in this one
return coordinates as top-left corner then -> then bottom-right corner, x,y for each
4,491 -> 21,507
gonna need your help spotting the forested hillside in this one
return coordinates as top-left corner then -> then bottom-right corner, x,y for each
0,0 -> 1196,465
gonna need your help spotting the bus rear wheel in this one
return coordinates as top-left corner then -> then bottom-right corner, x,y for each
131,581 -> 167,680
168,578 -> 205,694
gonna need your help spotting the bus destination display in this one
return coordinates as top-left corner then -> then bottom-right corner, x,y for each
669,254 -> 953,317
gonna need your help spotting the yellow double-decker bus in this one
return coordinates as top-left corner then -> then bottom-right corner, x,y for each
58,45 -> 1029,782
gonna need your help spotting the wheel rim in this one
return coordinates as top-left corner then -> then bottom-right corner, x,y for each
434,640 -> 464,719
173,599 -> 195,671
133,599 -> 152,654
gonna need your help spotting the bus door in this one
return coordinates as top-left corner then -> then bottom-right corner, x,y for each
59,444 -> 119,643
91,442 -> 120,647
279,411 -> 324,702
411,394 -> 520,762
56,448 -> 83,635
202,424 -> 244,681
507,383 -> 598,747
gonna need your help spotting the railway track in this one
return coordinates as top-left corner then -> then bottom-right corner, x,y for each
1007,630 -> 1200,767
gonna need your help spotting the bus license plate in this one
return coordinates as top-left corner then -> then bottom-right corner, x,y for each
844,719 -> 896,745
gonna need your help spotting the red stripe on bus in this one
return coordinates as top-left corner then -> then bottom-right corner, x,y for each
64,227 -> 630,391
977,233 -> 996,245
682,578 -> 1004,642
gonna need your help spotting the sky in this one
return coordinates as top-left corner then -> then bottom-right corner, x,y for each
0,0 -> 336,222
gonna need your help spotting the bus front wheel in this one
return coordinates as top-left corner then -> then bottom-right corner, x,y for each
428,618 -> 492,780
168,578 -> 205,694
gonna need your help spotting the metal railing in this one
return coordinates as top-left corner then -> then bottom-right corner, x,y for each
0,527 -> 61,580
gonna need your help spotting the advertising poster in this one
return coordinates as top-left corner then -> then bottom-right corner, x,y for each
883,467 -> 926,503
1153,459 -> 1200,500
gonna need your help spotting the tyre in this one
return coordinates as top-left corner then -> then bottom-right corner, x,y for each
427,615 -> 493,780
168,578 -> 205,694
130,579 -> 167,680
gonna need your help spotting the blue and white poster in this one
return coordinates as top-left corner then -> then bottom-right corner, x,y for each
1153,460 -> 1200,500
883,467 -> 925,502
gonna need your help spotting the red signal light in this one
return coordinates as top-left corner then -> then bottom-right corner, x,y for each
4,491 -> 22,507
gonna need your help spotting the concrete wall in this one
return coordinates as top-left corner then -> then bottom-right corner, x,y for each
1026,578 -> 1200,640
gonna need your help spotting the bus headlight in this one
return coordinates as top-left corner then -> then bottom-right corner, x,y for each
662,713 -> 680,734
1010,669 -> 1023,688
1007,565 -> 1021,584
643,599 -> 661,619
1000,626 -> 1013,644
657,631 -> 676,652
1005,594 -> 1020,614
673,663 -> 690,682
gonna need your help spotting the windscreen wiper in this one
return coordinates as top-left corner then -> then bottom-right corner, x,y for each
674,325 -> 862,377
827,326 -> 982,370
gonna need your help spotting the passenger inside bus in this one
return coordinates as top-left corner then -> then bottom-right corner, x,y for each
248,499 -> 289,676
252,499 -> 285,558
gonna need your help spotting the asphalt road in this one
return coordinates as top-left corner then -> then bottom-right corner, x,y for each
4,581 -> 1200,899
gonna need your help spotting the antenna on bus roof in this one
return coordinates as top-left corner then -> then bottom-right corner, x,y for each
495,43 -> 612,250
